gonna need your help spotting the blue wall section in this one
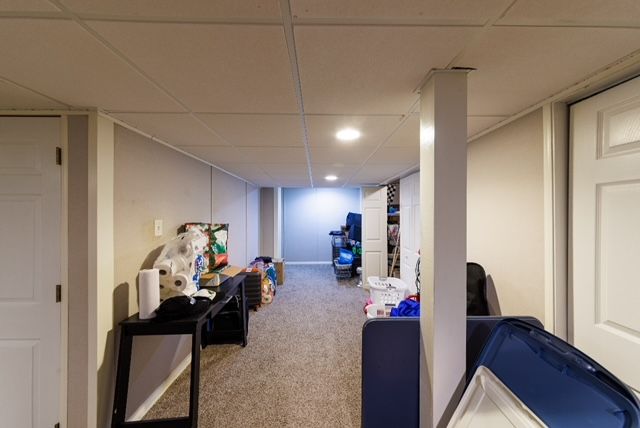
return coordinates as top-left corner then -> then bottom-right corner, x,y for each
283,187 -> 361,262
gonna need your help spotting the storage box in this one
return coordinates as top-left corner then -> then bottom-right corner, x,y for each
273,258 -> 285,285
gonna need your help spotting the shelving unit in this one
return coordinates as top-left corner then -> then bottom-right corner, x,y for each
387,181 -> 401,278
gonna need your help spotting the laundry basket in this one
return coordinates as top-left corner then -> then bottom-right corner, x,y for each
334,259 -> 352,279
367,276 -> 409,306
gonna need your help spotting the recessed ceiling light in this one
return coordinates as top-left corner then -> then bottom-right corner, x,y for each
336,128 -> 361,141
325,174 -> 338,181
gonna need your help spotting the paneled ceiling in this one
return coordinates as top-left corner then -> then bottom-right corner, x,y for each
1,0 -> 639,187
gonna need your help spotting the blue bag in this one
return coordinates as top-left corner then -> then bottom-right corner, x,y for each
338,248 -> 354,264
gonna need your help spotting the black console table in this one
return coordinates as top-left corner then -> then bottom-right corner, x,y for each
111,275 -> 247,428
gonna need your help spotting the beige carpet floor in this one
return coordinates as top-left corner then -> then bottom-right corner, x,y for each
145,264 -> 368,427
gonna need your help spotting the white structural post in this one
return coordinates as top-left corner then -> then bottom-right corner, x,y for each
419,70 -> 469,427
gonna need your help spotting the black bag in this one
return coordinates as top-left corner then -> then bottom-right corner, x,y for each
467,262 -> 490,316
155,296 -> 210,320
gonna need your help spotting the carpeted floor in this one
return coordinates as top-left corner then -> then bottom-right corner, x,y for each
145,264 -> 368,427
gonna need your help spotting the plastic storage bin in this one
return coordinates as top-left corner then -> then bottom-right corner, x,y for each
466,319 -> 640,427
334,259 -> 352,279
367,276 -> 409,306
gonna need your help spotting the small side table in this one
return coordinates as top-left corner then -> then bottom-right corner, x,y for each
111,275 -> 246,428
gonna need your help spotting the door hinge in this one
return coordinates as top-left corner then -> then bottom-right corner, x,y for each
55,284 -> 62,303
56,147 -> 62,165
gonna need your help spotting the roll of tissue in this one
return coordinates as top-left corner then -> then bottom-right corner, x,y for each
155,260 -> 175,278
168,273 -> 191,292
138,269 -> 160,319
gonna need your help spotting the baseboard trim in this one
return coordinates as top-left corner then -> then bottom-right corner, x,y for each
127,354 -> 192,421
287,261 -> 332,265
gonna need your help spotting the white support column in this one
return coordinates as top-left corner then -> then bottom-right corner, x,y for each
419,70 -> 469,427
274,187 -> 283,258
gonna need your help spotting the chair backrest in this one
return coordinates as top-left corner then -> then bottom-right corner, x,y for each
467,262 -> 489,316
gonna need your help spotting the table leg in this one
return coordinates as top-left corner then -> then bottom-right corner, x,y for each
112,329 -> 133,427
240,280 -> 248,347
188,327 -> 202,427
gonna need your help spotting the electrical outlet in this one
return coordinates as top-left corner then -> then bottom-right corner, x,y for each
154,219 -> 163,237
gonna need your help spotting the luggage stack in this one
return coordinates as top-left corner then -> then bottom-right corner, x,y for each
330,230 -> 346,263
238,270 -> 262,310
333,248 -> 354,280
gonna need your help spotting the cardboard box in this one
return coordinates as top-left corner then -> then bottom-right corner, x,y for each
274,258 -> 285,285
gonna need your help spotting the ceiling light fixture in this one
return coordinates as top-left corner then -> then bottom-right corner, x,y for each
325,174 -> 338,181
336,128 -> 361,141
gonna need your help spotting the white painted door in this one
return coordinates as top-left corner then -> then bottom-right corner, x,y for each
571,76 -> 640,393
400,172 -> 421,293
0,117 -> 62,427
361,186 -> 387,283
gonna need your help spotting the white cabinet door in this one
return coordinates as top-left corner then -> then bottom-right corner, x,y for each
362,186 -> 387,282
0,117 -> 61,427
572,76 -> 640,392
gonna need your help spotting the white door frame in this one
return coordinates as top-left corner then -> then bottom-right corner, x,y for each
542,102 -> 569,339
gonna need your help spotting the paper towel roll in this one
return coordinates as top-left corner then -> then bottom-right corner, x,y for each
138,269 -> 160,319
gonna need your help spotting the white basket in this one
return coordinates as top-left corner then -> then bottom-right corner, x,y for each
367,276 -> 409,306
365,303 -> 392,319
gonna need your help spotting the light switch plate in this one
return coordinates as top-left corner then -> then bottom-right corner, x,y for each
154,219 -> 163,237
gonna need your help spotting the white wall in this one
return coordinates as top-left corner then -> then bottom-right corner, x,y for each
67,115 -> 90,428
282,187 -> 361,262
246,184 -> 260,262
111,125 -> 260,424
467,108 -> 545,321
113,126 -> 212,421
260,187 -> 275,257
211,168 -> 249,266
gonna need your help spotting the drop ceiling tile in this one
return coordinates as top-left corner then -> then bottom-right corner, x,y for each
215,163 -> 276,185
0,19 -> 182,111
498,0 -> 640,26
368,147 -> 418,164
349,163 -> 411,185
0,0 -> 60,11
262,163 -> 309,180
467,116 -> 508,137
312,163 -> 359,187
277,178 -> 311,187
237,147 -> 307,163
60,0 -> 281,19
292,0 -> 511,23
310,145 -> 375,164
89,21 -> 298,113
296,25 -> 478,114
384,113 -> 510,144
0,79 -> 67,109
311,162 -> 359,176
385,113 -> 419,147
262,163 -> 310,185
112,113 -> 227,146
196,114 -> 304,147
177,145 -> 242,164
306,114 -> 402,147
455,27 -> 640,116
